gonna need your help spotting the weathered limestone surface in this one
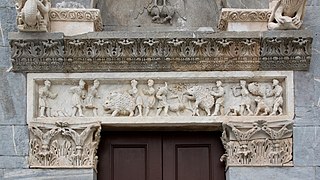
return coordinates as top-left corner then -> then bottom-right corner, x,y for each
226,167 -> 315,180
2,169 -> 96,180
0,0 -> 320,180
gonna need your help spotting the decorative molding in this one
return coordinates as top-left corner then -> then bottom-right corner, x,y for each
49,8 -> 103,31
9,31 -> 312,72
28,121 -> 101,169
218,8 -> 271,31
220,120 -> 293,167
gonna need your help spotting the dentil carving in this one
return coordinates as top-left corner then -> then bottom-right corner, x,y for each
268,0 -> 307,30
39,80 -> 58,117
29,121 -> 101,169
15,0 -> 51,32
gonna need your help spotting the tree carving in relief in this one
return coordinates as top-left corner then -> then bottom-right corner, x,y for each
35,78 -> 286,118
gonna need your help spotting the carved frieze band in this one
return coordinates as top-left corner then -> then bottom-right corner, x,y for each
221,120 -> 293,167
27,72 -> 294,123
28,121 -> 101,169
9,31 -> 312,72
49,8 -> 103,31
218,9 -> 271,31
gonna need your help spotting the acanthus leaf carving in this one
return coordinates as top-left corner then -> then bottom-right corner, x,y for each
220,120 -> 293,167
28,121 -> 101,169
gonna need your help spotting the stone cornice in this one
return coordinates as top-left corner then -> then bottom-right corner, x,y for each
49,8 -> 103,31
218,8 -> 271,31
9,30 -> 312,72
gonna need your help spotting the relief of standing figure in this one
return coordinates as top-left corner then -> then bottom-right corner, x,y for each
70,79 -> 87,117
232,80 -> 253,116
39,80 -> 57,117
142,79 -> 156,116
156,82 -> 169,116
267,79 -> 283,116
211,81 -> 225,116
85,80 -> 100,117
129,79 -> 143,116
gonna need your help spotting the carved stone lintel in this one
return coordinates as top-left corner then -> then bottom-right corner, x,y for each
28,121 -> 101,170
220,120 -> 293,167
9,31 -> 312,72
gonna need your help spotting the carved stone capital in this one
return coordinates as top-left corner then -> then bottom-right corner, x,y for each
28,121 -> 101,170
220,120 -> 293,167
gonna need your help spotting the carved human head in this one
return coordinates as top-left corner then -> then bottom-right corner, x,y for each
240,80 -> 246,86
79,79 -> 86,89
93,79 -> 100,88
131,79 -> 138,87
147,79 -> 154,86
44,80 -> 51,87
216,81 -> 222,87
272,79 -> 279,86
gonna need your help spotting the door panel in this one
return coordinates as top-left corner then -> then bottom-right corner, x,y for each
97,132 -> 225,180
163,132 -> 225,180
98,132 -> 162,180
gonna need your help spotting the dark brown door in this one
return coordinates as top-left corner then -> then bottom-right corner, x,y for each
97,132 -> 225,180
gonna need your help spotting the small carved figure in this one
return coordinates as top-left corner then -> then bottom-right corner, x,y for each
267,79 -> 283,116
142,79 -> 156,116
128,79 -> 143,116
70,79 -> 87,117
103,92 -> 136,117
268,0 -> 307,30
156,82 -> 169,116
16,0 -> 51,31
254,96 -> 270,116
232,80 -> 254,116
211,81 -> 225,116
147,0 -> 175,24
39,80 -> 57,117
184,85 -> 215,116
85,80 -> 100,117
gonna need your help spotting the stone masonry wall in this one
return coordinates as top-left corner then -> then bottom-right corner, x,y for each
0,0 -> 320,179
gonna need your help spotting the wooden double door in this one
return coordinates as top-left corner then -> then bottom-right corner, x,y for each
98,131 -> 225,180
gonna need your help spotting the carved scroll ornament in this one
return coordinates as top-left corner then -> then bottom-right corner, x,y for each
28,121 -> 101,169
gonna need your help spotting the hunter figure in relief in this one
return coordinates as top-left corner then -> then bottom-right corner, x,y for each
70,79 -> 87,117
268,0 -> 307,30
85,80 -> 100,117
39,80 -> 57,117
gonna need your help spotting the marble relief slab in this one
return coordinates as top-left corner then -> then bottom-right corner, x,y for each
27,71 -> 294,126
